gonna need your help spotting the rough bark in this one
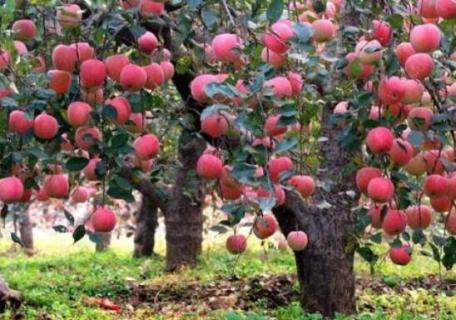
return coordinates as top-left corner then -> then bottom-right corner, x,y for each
164,133 -> 207,271
18,209 -> 33,253
0,278 -> 21,314
274,191 -> 355,316
133,195 -> 159,258
273,104 -> 357,316
95,232 -> 111,252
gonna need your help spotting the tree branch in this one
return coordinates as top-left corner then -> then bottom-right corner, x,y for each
119,167 -> 169,215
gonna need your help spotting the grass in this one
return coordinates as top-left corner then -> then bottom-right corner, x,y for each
0,232 -> 455,320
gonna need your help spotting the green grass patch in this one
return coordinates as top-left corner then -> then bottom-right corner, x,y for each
0,234 -> 455,319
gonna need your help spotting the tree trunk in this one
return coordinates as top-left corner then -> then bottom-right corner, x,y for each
274,191 -> 355,316
95,232 -> 111,252
164,132 -> 207,271
0,278 -> 21,313
120,166 -> 167,258
133,194 -> 158,258
273,104 -> 357,316
18,209 -> 33,253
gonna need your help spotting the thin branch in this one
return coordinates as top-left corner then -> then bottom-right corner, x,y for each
221,0 -> 235,27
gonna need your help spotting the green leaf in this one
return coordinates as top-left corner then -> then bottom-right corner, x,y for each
230,163 -> 257,184
103,105 -> 118,120
111,133 -> 129,149
357,245 -> 378,263
1,204 -> 8,218
274,137 -> 298,154
258,196 -> 276,212
279,103 -> 298,117
1,0 -> 15,25
88,231 -> 103,244
112,175 -> 133,191
355,92 -> 373,108
350,59 -> 363,78
402,231 -> 410,241
201,104 -> 231,119
312,0 -> 326,13
27,147 -> 49,160
209,224 -> 229,234
387,14 -> 403,29
407,130 -> 424,146
66,157 -> 89,171
0,97 -> 18,108
278,169 -> 294,182
52,225 -> 68,233
220,202 -> 246,224
267,0 -> 284,22
293,22 -> 314,44
277,115 -> 297,127
370,232 -> 382,244
107,186 -> 135,202
442,238 -> 456,270
95,160 -> 107,178
129,25 -> 147,39
64,209 -> 75,226
335,57 -> 349,70
429,242 -> 441,262
201,8 -> 218,28
204,83 -> 237,100
187,0 -> 203,8
10,232 -> 23,247
412,229 -> 426,245
72,225 -> 86,244
5,0 -> 15,14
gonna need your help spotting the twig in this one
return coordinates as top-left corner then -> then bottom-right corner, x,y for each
221,0 -> 235,27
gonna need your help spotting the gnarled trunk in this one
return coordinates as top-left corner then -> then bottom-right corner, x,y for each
273,104 -> 357,316
133,195 -> 158,258
164,132 -> 206,271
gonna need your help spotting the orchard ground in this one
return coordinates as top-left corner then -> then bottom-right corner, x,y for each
0,222 -> 455,320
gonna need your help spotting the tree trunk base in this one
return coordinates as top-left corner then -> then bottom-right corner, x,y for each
165,133 -> 206,271
165,220 -> 203,271
274,191 -> 356,317
0,278 -> 21,313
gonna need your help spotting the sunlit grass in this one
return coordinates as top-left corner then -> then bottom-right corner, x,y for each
0,231 -> 455,319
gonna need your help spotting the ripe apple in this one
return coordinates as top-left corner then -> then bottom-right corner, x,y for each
226,234 -> 247,254
196,153 -> 223,180
287,231 -> 308,251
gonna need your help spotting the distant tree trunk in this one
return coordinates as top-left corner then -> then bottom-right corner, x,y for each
0,278 -> 21,313
133,195 -> 158,258
120,166 -> 166,258
164,132 -> 206,271
273,104 -> 357,316
18,209 -> 33,253
95,232 -> 111,252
